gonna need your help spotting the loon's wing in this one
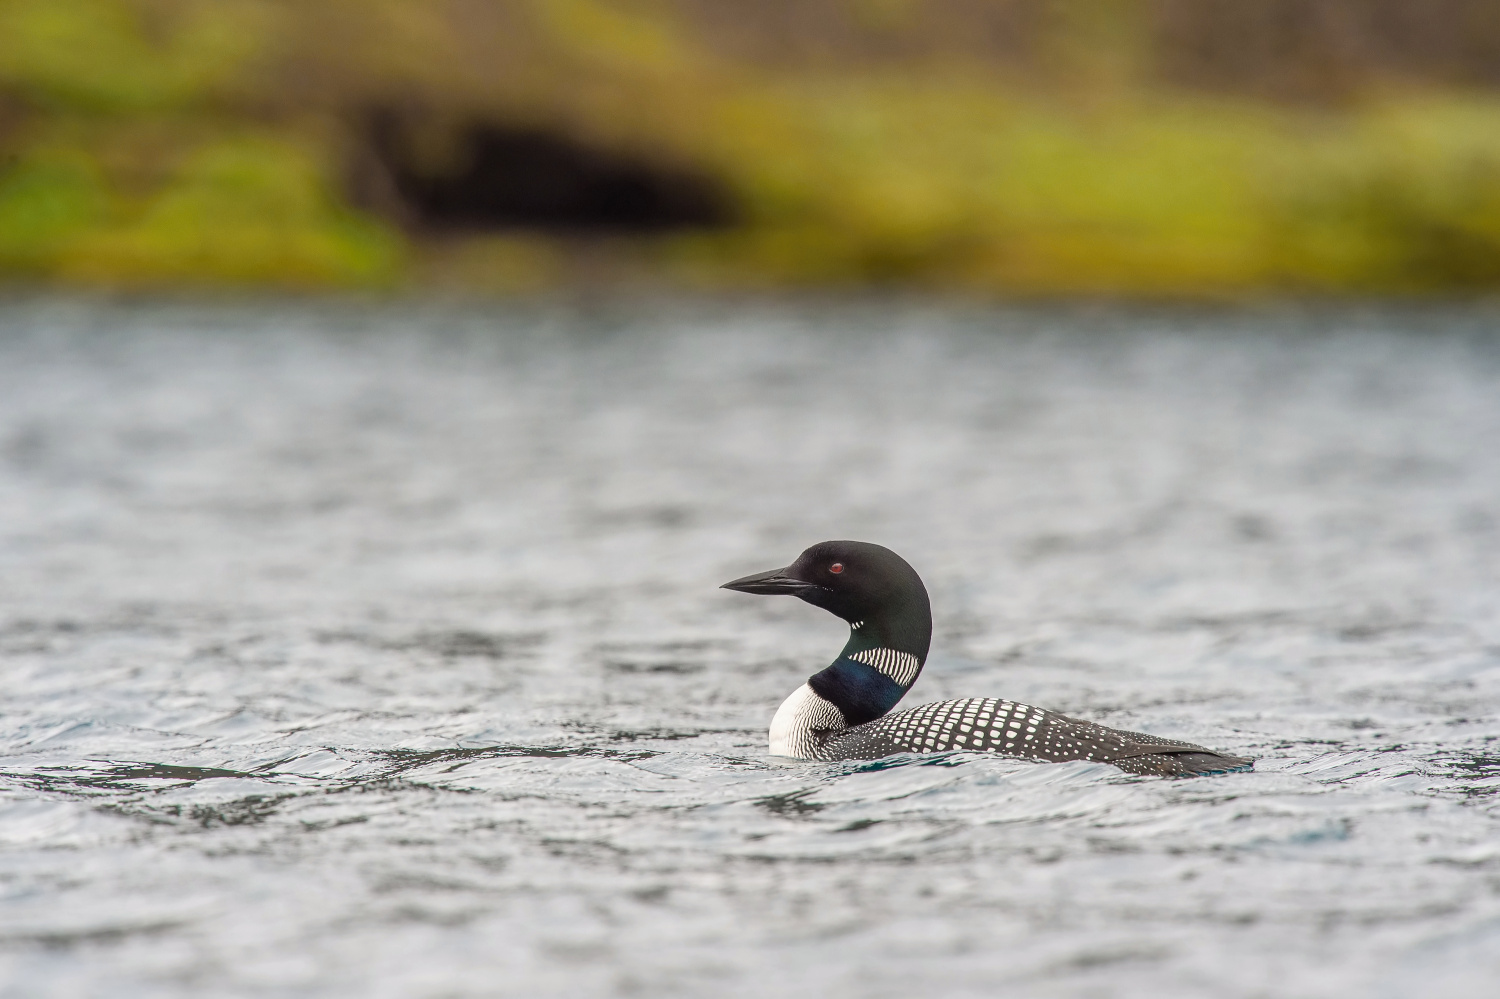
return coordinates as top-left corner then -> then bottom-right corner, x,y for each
823,697 -> 1251,777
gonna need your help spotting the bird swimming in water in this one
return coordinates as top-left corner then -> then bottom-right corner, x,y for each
722,540 -> 1252,777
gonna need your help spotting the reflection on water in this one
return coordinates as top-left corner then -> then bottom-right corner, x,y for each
0,299 -> 1498,997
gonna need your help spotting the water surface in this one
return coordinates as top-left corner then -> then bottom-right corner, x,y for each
0,299 -> 1497,997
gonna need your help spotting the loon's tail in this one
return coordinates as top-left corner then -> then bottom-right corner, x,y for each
1115,750 -> 1254,777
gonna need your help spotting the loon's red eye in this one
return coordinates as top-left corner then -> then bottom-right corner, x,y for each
829,563 -> 844,574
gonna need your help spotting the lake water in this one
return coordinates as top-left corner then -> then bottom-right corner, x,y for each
0,298 -> 1497,998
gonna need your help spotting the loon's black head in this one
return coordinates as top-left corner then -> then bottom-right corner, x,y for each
721,541 -> 932,660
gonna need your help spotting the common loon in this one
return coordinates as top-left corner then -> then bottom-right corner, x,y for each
722,541 -> 1252,777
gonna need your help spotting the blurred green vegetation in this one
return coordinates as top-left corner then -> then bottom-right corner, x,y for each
2,0 -> 1499,294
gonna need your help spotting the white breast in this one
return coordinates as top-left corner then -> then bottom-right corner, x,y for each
768,683 -> 846,759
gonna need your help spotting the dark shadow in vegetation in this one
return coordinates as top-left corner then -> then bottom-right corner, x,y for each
361,111 -> 737,234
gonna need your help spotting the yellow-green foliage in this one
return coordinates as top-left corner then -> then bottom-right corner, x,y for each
0,0 -> 401,288
53,138 -> 402,287
0,0 -> 263,111
683,86 -> 1500,294
1,0 -> 1499,294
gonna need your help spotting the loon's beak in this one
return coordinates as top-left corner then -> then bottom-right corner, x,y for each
720,566 -> 815,596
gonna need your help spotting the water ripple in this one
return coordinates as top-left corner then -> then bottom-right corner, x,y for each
0,300 -> 1497,997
